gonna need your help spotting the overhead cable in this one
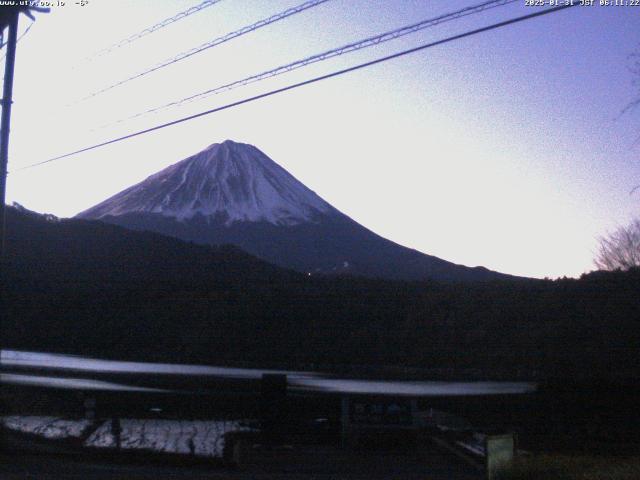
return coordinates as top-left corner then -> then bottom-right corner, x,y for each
115,0 -> 519,126
82,0 -> 330,100
1,21 -> 34,61
16,4 -> 577,172
85,0 -> 225,61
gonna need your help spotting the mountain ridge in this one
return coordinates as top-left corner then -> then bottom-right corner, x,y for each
77,140 -> 517,282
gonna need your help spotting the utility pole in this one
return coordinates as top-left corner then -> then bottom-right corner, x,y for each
0,6 -> 18,429
0,10 -> 19,262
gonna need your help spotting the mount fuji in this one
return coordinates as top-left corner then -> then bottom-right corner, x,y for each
77,140 -> 510,282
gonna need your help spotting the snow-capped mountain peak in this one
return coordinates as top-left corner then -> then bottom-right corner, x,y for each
78,139 -> 513,282
78,140 -> 334,225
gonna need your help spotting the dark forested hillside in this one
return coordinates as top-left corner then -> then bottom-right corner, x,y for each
1,206 -> 421,368
403,272 -> 640,380
2,206 -> 639,381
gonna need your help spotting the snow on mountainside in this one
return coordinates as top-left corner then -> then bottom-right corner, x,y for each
79,140 -> 334,225
77,139 -> 514,281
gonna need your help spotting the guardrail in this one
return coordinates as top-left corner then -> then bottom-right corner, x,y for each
431,431 -> 516,479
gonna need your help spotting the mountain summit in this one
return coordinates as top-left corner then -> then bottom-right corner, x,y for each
80,140 -> 334,225
78,140 -> 512,282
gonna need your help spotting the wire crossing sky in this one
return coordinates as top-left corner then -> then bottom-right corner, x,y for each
16,4 -> 577,171
0,20 -> 33,61
108,0 -> 520,127
81,0 -> 330,101
5,0 -> 640,279
83,0 -> 225,61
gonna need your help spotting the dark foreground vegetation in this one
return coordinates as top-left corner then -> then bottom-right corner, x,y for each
498,454 -> 640,480
2,205 -> 639,383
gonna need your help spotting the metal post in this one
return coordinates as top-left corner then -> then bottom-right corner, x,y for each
0,12 -> 20,422
260,373 -> 287,446
340,396 -> 350,447
0,10 -> 19,261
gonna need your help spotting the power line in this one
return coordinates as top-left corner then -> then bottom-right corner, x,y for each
81,0 -> 330,101
1,21 -> 34,61
17,20 -> 33,42
16,4 -> 577,173
1,20 -> 34,49
84,0 -> 225,61
114,0 -> 519,126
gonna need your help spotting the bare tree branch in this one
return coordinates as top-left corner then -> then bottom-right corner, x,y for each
595,219 -> 640,271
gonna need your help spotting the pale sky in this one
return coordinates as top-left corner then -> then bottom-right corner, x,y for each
3,0 -> 640,279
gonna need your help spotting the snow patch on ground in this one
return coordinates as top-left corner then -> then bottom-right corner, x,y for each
2,416 -> 252,458
1,416 -> 92,439
84,419 -> 252,457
